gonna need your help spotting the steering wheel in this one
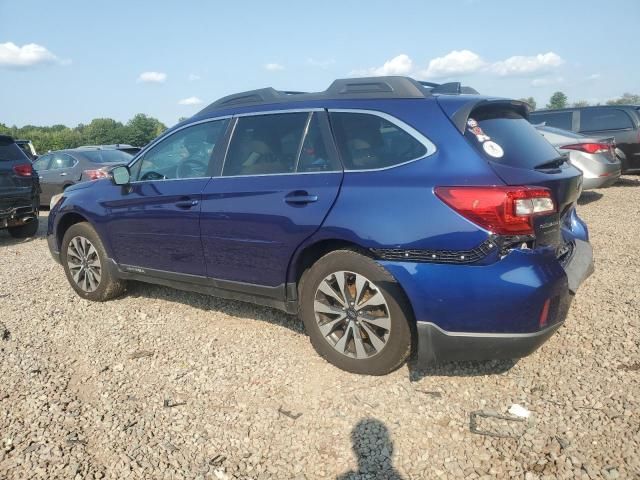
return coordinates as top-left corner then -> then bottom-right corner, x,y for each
177,158 -> 208,179
140,171 -> 166,181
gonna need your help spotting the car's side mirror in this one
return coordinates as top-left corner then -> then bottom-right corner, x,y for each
111,166 -> 131,185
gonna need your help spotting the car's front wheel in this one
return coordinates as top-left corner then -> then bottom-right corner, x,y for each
299,250 -> 413,375
61,222 -> 126,301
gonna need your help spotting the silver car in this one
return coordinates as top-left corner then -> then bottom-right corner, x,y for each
535,125 -> 621,189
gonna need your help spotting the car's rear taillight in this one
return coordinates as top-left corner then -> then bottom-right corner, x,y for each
434,186 -> 556,235
83,168 -> 109,180
13,163 -> 33,177
561,143 -> 610,154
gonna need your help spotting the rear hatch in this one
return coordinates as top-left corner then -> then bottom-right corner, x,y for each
438,98 -> 582,249
0,136 -> 35,211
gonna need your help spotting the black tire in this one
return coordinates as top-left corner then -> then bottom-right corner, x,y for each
7,218 -> 39,238
299,250 -> 413,375
60,222 -> 126,301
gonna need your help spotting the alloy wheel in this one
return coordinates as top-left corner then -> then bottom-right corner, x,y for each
66,236 -> 102,293
313,271 -> 391,359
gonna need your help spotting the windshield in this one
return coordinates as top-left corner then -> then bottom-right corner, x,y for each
81,149 -> 133,164
464,109 -> 560,169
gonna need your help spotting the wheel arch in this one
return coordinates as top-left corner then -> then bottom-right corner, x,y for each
55,212 -> 90,252
288,238 -> 417,327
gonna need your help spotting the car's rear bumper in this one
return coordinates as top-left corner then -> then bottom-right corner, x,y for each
382,237 -> 594,364
582,165 -> 621,189
415,320 -> 564,363
0,197 -> 39,228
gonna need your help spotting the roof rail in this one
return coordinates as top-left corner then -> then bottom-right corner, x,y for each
196,76 -> 479,115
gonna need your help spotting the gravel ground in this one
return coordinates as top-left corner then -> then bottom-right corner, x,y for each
1,177 -> 639,480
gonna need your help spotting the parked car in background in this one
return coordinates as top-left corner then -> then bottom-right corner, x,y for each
0,135 -> 40,238
82,143 -> 141,156
47,76 -> 594,375
535,125 -> 621,189
15,140 -> 38,161
33,146 -> 134,206
529,105 -> 640,173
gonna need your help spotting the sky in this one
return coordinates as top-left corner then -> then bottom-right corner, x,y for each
1,0 -> 638,128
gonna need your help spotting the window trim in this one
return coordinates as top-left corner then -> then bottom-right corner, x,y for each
327,108 -> 437,172
127,116 -> 232,184
219,109 -> 342,178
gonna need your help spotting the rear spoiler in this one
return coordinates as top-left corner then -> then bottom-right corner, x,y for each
442,98 -> 531,134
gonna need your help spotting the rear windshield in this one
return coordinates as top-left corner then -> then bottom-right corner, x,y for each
81,149 -> 133,164
0,138 -> 29,162
465,109 -> 560,169
529,111 -> 573,131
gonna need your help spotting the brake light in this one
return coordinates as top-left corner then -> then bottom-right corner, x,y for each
12,163 -> 33,177
83,168 -> 109,180
561,143 -> 610,154
434,186 -> 555,235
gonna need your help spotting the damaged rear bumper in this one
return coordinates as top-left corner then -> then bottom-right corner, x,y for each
415,321 -> 564,363
394,238 -> 594,365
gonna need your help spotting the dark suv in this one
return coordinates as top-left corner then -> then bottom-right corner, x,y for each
530,105 -> 640,173
47,77 -> 594,375
0,135 -> 40,238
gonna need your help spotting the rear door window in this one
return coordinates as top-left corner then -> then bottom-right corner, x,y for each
579,108 -> 633,132
222,112 -> 309,176
465,109 -> 560,169
529,111 -> 573,131
33,155 -> 52,171
329,112 -> 428,170
50,153 -> 76,169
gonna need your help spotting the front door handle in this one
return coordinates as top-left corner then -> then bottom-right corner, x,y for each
175,199 -> 199,209
285,191 -> 318,205
59,172 -> 68,176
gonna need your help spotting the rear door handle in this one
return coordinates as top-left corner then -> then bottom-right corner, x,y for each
175,199 -> 199,209
285,191 -> 318,205
59,172 -> 68,176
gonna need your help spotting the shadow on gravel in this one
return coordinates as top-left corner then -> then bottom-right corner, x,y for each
407,358 -> 517,381
614,176 -> 640,187
337,418 -> 405,480
125,281 -> 305,334
577,191 -> 603,206
0,212 -> 47,247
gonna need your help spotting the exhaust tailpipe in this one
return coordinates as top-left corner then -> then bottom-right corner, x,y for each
19,215 -> 35,223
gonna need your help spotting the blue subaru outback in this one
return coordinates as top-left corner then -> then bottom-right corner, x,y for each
47,77 -> 594,375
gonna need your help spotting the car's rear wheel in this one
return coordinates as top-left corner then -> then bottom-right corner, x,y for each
299,250 -> 413,375
61,222 -> 126,301
7,218 -> 39,238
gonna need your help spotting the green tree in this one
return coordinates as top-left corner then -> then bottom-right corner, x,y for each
606,93 -> 640,105
124,114 -> 166,147
547,91 -> 568,110
572,100 -> 590,107
82,118 -> 124,145
518,97 -> 537,111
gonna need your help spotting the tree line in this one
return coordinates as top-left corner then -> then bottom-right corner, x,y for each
0,114 -> 167,155
518,92 -> 640,111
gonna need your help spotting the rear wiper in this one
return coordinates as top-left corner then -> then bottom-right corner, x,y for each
535,156 -> 567,170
